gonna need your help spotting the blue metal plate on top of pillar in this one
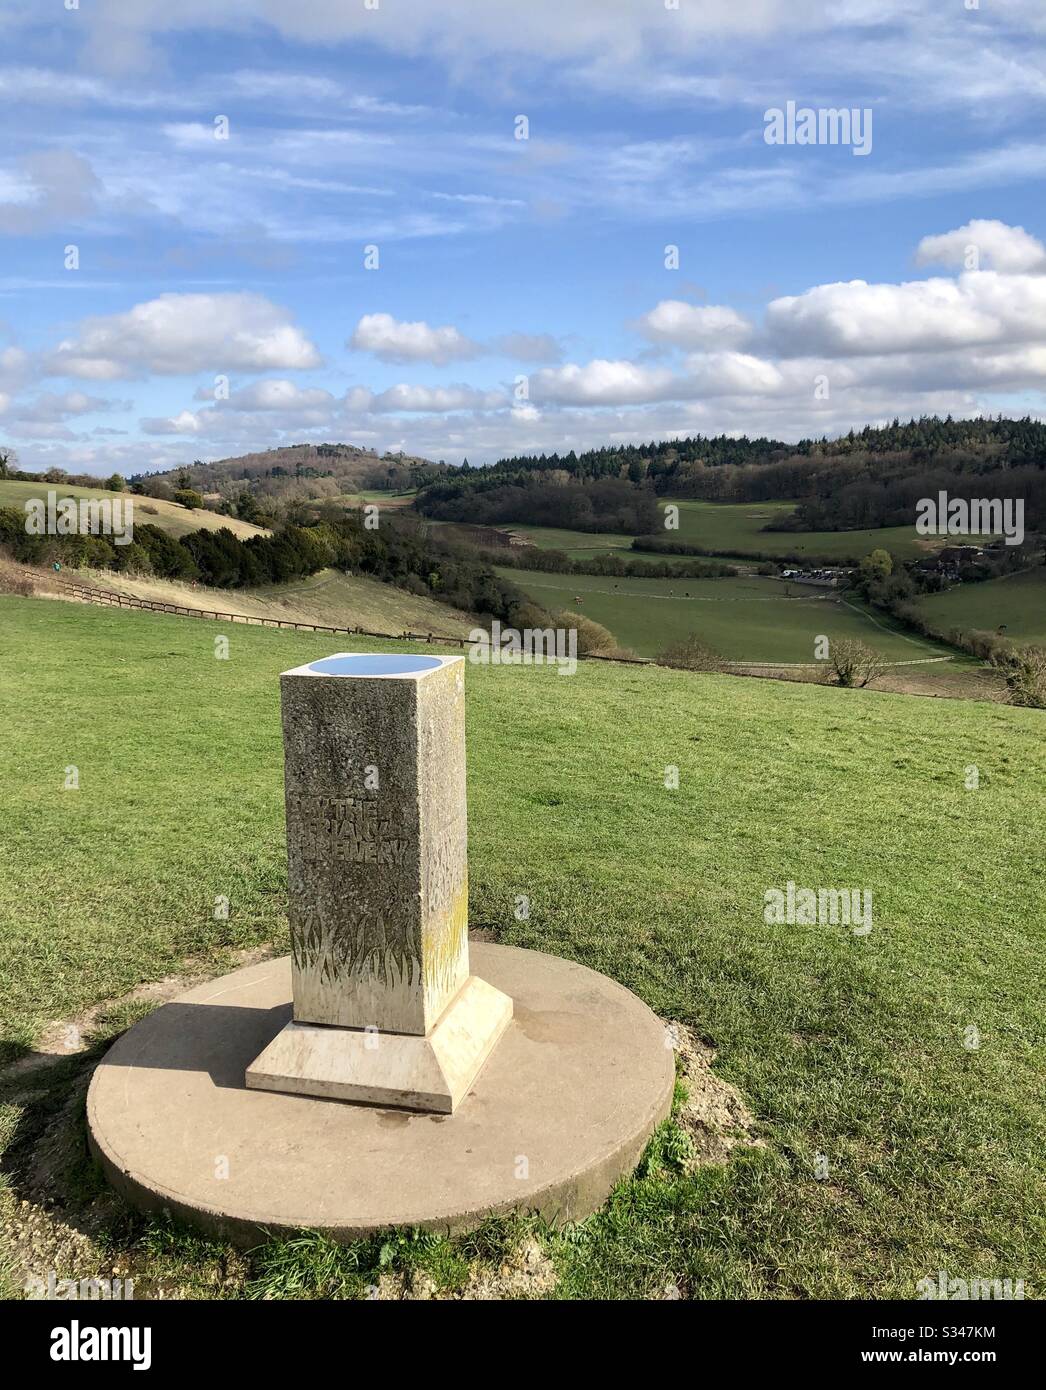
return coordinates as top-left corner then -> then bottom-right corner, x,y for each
306,654 -> 444,677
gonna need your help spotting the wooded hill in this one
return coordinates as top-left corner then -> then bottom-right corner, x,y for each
416,417 -> 1046,535
132,444 -> 445,511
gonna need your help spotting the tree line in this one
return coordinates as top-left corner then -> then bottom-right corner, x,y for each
482,545 -> 738,580
416,476 -> 660,534
0,509 -> 531,625
459,416 -> 1046,485
770,464 -> 1045,534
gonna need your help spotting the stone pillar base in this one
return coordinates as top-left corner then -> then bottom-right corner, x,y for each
245,975 -> 512,1114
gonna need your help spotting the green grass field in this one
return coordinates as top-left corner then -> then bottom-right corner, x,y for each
500,523 -> 636,552
495,568 -> 943,662
664,500 -> 936,561
1,594 -> 1043,1299
915,567 -> 1046,645
502,499 -> 940,564
435,518 -> 741,569
0,479 -> 267,541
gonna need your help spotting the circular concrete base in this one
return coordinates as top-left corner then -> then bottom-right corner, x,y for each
87,944 -> 674,1244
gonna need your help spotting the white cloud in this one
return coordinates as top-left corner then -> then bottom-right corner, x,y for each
915,219 -> 1046,275
528,351 -> 820,407
207,380 -> 336,412
766,271 -> 1046,357
47,293 -> 321,379
636,300 -> 753,350
140,411 -> 202,435
350,313 -> 480,365
13,379 -> 1033,475
531,360 -> 682,407
227,69 -> 428,117
6,391 -> 123,423
350,316 -> 562,366
0,65 -> 174,109
162,122 -> 225,150
0,345 -> 29,393
365,384 -> 506,414
432,192 -> 526,208
3,422 -> 78,442
683,351 -> 786,396
68,0 -> 854,77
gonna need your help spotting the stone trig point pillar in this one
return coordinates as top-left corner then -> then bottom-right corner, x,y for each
247,652 -> 512,1112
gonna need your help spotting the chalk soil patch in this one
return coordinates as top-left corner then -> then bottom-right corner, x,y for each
670,1023 -> 764,1166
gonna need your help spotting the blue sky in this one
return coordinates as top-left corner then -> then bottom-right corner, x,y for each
1,0 -> 1045,473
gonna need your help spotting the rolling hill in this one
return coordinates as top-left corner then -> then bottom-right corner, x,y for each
0,478 -> 267,541
139,443 -> 441,510
914,566 -> 1046,645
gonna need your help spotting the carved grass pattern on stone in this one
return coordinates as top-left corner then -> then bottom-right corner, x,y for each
290,904 -> 421,992
287,792 -> 420,990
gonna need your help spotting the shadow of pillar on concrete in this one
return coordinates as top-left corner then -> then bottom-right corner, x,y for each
89,1001 -> 291,1091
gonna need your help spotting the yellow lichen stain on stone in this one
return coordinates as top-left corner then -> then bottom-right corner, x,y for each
423,879 -> 469,1017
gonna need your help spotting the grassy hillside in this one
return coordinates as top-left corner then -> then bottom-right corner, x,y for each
1,594 -> 1042,1298
663,500 -> 937,560
356,489 -> 417,506
424,517 -> 647,563
0,479 -> 267,541
915,567 -> 1046,645
491,522 -> 636,554
495,568 -> 943,663
62,565 -> 476,637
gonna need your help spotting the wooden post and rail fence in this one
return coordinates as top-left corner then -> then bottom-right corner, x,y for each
40,574 -> 655,665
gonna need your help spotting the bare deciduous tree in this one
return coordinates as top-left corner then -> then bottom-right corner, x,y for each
821,638 -> 885,688
997,644 -> 1046,709
657,633 -> 726,672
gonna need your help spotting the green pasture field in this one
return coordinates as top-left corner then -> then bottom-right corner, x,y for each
494,568 -> 943,662
1,594 -> 1042,1300
915,567 -> 1046,645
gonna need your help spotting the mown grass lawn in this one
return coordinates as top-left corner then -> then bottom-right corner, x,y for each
1,594 -> 1043,1299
